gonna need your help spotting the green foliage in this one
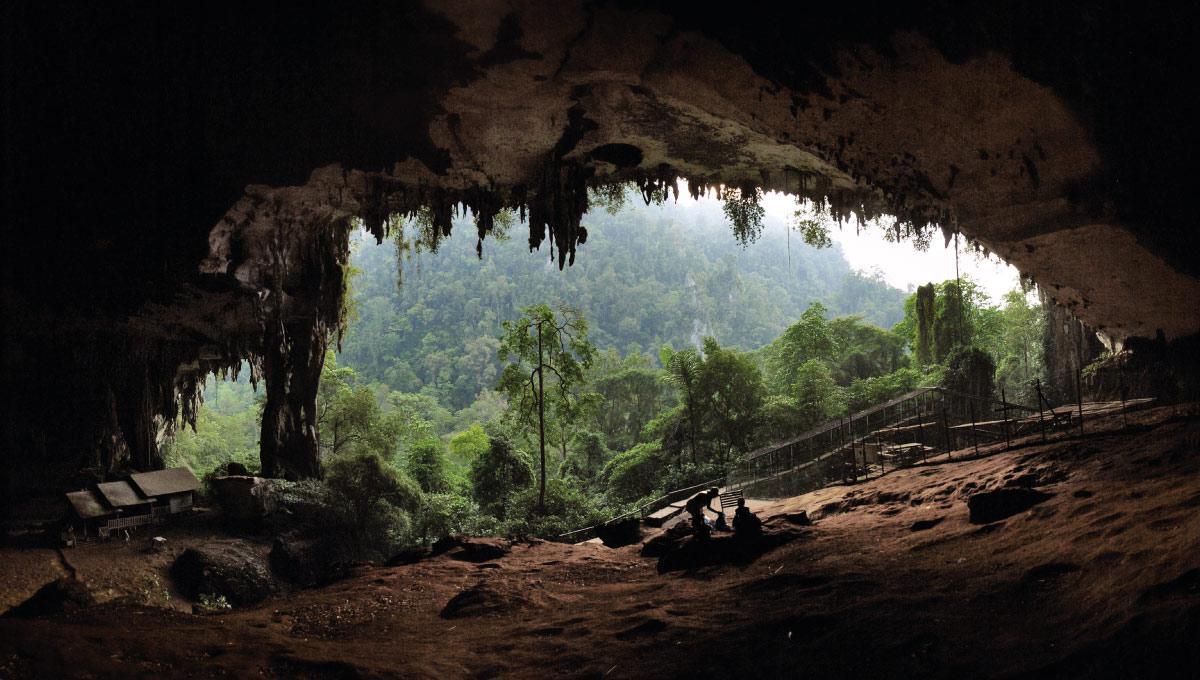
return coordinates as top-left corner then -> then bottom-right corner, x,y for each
196,593 -> 231,613
602,441 -> 667,503
899,275 -> 1037,405
914,283 -> 936,366
406,437 -> 450,493
767,303 -> 836,394
587,350 -> 664,452
316,352 -> 416,463
448,423 -> 490,465
324,452 -> 422,560
791,201 -> 833,249
497,304 -> 596,512
696,337 -> 765,462
659,345 -> 703,462
588,183 -> 628,215
163,372 -> 260,478
941,346 -> 997,416
792,359 -> 844,427
655,337 -> 766,471
843,367 -> 924,412
721,187 -> 766,246
988,288 -> 1046,404
827,316 -> 905,382
451,390 -> 507,432
559,430 -> 611,485
502,479 -> 607,538
416,493 -> 501,542
469,433 -> 534,519
337,201 -> 905,411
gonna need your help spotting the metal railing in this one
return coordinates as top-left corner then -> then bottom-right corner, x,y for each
728,387 -> 1052,499
557,477 -> 723,543
557,381 -> 1120,543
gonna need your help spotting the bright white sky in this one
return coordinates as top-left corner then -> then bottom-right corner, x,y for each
754,190 -> 1022,304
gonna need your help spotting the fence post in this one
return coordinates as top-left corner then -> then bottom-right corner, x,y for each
1076,365 -> 1085,438
1035,378 -> 1047,443
969,400 -> 980,456
941,392 -> 953,460
876,432 -> 885,474
1001,387 -> 1011,450
916,400 -> 927,463
1120,381 -> 1129,429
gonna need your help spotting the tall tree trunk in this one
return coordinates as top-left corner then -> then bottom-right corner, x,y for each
260,320 -> 326,480
536,322 -> 547,514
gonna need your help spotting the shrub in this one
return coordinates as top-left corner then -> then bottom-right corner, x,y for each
323,452 -> 422,560
416,492 -> 501,542
406,437 -> 450,493
502,479 -> 607,538
601,442 -> 665,502
470,433 -> 534,519
448,424 -> 490,465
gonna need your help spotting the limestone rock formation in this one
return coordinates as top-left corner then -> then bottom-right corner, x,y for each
210,476 -> 279,521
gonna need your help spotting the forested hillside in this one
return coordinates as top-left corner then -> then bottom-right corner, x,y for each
340,197 -> 905,410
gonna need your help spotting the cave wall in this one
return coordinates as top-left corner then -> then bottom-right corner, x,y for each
4,0 -> 1199,502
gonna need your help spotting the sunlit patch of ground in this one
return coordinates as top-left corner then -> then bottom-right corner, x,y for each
2,404 -> 1198,679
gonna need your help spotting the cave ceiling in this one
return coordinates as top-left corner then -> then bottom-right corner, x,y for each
3,0 -> 1199,491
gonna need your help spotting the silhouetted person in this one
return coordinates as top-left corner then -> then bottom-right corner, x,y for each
732,498 -> 762,538
713,511 -> 730,532
685,487 -> 721,538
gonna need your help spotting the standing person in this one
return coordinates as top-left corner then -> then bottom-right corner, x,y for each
684,487 -> 721,538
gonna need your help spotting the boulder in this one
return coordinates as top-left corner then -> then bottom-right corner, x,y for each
269,535 -> 349,587
3,578 -> 95,619
210,475 -> 277,521
967,488 -> 1053,524
440,582 -> 530,619
656,527 -> 802,574
595,518 -> 642,548
225,461 -> 250,477
386,546 -> 433,566
640,524 -> 692,558
171,540 -> 274,606
449,537 -> 510,563
430,535 -> 462,556
783,511 -> 812,526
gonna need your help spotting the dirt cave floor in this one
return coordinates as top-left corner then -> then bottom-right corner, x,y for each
2,405 -> 1199,679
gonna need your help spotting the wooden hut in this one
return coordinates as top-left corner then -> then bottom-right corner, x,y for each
129,467 -> 200,516
65,489 -> 115,538
65,481 -> 155,538
64,467 -> 200,539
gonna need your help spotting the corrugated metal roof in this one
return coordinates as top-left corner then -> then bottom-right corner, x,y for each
96,481 -> 150,508
129,467 -> 200,498
66,490 -> 111,519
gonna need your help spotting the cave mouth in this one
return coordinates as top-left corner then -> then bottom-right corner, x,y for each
167,179 -> 1042,498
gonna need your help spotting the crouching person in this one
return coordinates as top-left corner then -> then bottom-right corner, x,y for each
732,498 -> 762,539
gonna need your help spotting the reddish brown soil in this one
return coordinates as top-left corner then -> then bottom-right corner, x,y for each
2,405 -> 1198,679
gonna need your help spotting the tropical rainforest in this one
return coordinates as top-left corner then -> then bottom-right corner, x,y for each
165,191 -> 1047,556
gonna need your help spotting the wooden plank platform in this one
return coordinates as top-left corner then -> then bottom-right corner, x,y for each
643,502 -> 685,528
